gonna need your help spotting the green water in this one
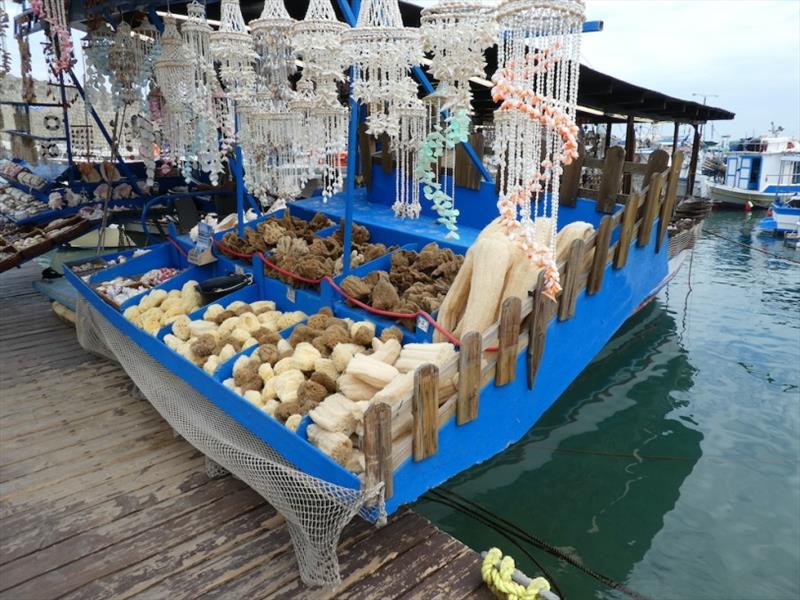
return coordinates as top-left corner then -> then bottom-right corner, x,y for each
414,211 -> 800,600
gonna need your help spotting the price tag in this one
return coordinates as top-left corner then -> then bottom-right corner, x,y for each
234,264 -> 244,275
286,287 -> 296,303
416,315 -> 430,333
188,222 -> 217,266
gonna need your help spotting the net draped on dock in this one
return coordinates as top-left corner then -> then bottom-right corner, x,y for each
75,298 -> 385,586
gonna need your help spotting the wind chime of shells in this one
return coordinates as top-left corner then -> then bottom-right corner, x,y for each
418,1 -> 496,239
210,0 -> 256,102
181,1 -> 232,185
81,23 -> 114,106
343,0 -> 423,219
30,0 -> 74,74
237,0 -> 307,203
107,23 -> 139,109
292,0 -> 349,202
153,15 -> 198,180
0,1 -> 11,81
492,0 -> 584,300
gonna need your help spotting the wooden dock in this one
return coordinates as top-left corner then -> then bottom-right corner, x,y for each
0,264 -> 494,599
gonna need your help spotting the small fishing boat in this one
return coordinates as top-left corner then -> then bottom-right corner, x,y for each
757,196 -> 800,235
707,135 -> 800,208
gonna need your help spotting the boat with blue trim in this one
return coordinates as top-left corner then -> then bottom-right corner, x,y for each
757,196 -> 800,235
707,135 -> 800,208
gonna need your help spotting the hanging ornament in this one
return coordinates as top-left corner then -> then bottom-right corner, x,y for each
107,22 -> 139,108
343,0 -> 421,139
392,102 -> 426,218
154,16 -> 196,107
0,1 -> 11,81
292,0 -> 350,201
416,2 -> 496,238
81,23 -> 114,106
210,0 -> 257,102
250,0 -> 296,108
30,0 -> 74,74
492,0 -> 584,301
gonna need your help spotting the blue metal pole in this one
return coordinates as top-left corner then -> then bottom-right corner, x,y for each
57,71 -> 74,188
233,111 -> 245,238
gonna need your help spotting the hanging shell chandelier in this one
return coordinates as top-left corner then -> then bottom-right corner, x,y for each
492,0 -> 584,300
250,0 -> 296,108
0,1 -> 11,81
210,0 -> 257,102
107,23 -> 139,108
82,24 -> 114,106
343,0 -> 422,139
292,0 -> 349,201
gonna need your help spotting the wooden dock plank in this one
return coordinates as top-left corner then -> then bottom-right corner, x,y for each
0,263 -> 494,600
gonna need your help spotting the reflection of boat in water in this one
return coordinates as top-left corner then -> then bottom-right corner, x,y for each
707,136 -> 800,208
417,301 -> 702,597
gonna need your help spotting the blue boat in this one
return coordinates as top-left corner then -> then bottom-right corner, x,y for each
758,197 -> 800,234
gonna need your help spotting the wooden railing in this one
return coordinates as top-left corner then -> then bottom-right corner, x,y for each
361,151 -> 685,499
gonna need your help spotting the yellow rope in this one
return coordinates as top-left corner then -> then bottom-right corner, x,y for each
481,547 -> 552,600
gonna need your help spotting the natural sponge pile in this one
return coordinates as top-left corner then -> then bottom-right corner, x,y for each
263,222 -> 395,288
219,211 -> 333,258
338,242 -> 464,326
163,299 -> 306,375
122,281 -> 204,335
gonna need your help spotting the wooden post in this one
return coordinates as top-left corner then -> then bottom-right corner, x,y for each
685,123 -> 701,198
457,331 -> 481,425
622,114 -> 636,194
363,403 -> 393,500
615,192 -> 640,269
495,297 -> 522,386
596,145 -> 625,213
641,149 -> 669,191
657,151 -> 685,252
559,136 -> 585,208
558,238 -> 585,321
412,364 -> 439,461
380,133 -> 393,174
604,122 -> 613,151
638,171 -> 665,247
588,215 -> 613,295
672,121 -> 680,155
527,272 -> 549,390
358,122 -> 373,188
454,132 -> 484,191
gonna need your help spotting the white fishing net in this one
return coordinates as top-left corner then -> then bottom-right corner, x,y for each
75,298 -> 385,586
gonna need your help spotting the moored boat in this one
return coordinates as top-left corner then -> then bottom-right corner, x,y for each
707,136 -> 800,208
757,196 -> 800,235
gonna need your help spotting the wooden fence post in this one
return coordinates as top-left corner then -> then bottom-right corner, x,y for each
559,137 -> 585,208
495,297 -> 522,386
457,331 -> 481,425
363,402 -> 393,500
596,146 -> 625,213
527,271 -> 550,390
558,238 -> 585,321
657,151 -> 685,252
412,364 -> 439,461
614,192 -> 640,269
588,215 -> 613,295
638,171 -> 665,247
641,149 -> 670,191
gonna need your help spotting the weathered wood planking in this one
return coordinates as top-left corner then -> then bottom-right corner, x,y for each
657,151 -> 685,253
615,191 -> 641,269
412,364 -> 439,461
527,272 -> 550,390
558,238 -> 586,321
559,137 -> 586,207
638,170 -> 666,247
596,146 -> 625,213
454,132 -> 485,191
588,215 -> 614,295
0,264 -> 494,600
642,149 -> 670,190
495,297 -> 522,386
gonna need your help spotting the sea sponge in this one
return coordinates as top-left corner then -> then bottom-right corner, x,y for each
123,306 -> 141,321
371,277 -> 401,311
288,324 -> 319,348
190,334 -> 217,358
218,343 -> 236,362
142,316 -> 163,335
253,328 -> 281,346
307,313 -> 332,330
233,305 -> 252,316
148,289 -> 169,307
262,377 -> 277,402
243,390 -> 263,406
263,399 -> 280,416
189,319 -> 216,338
351,322 -> 375,346
310,371 -> 337,394
293,342 -> 322,371
181,281 -> 199,295
277,338 -> 293,359
285,414 -> 302,432
319,306 -> 333,317
255,343 -> 279,366
380,327 -> 404,344
203,304 -> 224,322
227,300 -> 247,312
234,360 -> 262,392
233,355 -> 251,376
258,362 -> 274,382
313,358 -> 339,382
274,356 -> 300,375
277,311 -> 307,330
330,343 -> 363,373
250,300 -> 276,315
229,327 -> 251,347
340,276 -> 371,301
242,337 -> 259,350
203,355 -> 220,375
218,316 -> 240,336
213,309 -> 236,325
170,315 -> 192,340
238,312 -> 261,333
297,380 -> 327,405
320,324 -> 351,353
273,369 -> 305,403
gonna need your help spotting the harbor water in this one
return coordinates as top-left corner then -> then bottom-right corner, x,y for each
415,210 -> 800,599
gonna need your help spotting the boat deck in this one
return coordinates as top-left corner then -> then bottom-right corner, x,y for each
0,263 -> 493,599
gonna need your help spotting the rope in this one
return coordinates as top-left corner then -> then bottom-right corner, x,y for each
428,488 -> 650,600
703,228 -> 800,265
482,547 -> 553,600
165,235 -> 188,258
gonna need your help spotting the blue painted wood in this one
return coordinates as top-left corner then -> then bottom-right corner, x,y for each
64,261 -> 361,491
385,226 -> 669,514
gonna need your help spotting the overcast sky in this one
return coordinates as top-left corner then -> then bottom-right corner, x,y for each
4,0 -> 799,141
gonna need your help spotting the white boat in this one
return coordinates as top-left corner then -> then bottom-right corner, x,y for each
708,136 -> 800,207
757,196 -> 800,236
